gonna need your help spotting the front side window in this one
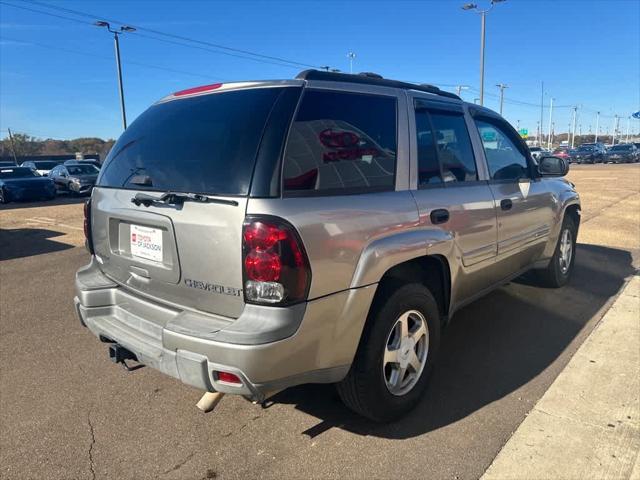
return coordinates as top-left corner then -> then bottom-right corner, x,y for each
475,119 -> 530,180
282,90 -> 397,195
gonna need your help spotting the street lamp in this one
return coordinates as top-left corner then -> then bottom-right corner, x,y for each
95,21 -> 136,130
462,0 -> 507,106
347,52 -> 356,74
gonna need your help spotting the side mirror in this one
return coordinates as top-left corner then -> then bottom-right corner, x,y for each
538,155 -> 569,176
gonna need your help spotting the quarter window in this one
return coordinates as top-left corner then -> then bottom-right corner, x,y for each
282,90 -> 397,195
475,119 -> 530,180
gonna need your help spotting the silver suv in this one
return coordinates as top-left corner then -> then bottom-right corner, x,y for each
75,70 -> 580,422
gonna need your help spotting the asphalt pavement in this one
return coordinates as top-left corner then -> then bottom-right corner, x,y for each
1,164 -> 639,480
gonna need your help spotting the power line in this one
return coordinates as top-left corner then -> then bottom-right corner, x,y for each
13,0 -> 321,69
0,34 -> 222,80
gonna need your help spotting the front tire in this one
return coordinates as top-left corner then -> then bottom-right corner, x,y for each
337,283 -> 441,422
535,216 -> 577,288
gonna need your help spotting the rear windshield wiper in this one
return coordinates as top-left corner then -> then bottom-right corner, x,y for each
131,191 -> 238,207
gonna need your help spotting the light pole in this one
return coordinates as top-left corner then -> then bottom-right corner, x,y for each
570,106 -> 578,148
496,83 -> 508,115
462,0 -> 507,106
96,21 -> 136,130
626,116 -> 631,142
612,115 -> 619,146
595,111 -> 600,143
347,52 -> 356,74
547,97 -> 554,149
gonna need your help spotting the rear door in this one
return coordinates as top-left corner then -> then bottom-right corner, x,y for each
92,85 -> 297,320
409,97 -> 499,306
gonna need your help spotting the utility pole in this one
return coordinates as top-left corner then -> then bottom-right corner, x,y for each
579,124 -> 582,137
547,97 -> 554,149
347,52 -> 356,74
456,85 -> 469,97
568,123 -> 572,144
570,106 -> 578,148
540,81 -> 544,145
612,115 -> 619,146
595,111 -> 600,143
6,128 -> 18,164
496,83 -> 508,115
95,21 -> 136,130
536,121 -> 540,146
516,119 -> 520,131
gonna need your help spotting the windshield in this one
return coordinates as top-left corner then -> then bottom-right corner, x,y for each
98,87 -> 287,195
610,145 -> 632,151
67,165 -> 99,175
529,147 -> 542,151
0,167 -> 40,179
577,145 -> 594,151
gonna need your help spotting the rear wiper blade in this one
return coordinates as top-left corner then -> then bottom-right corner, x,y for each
131,192 -> 238,207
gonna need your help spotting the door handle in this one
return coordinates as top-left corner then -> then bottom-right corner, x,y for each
430,208 -> 450,225
500,198 -> 513,211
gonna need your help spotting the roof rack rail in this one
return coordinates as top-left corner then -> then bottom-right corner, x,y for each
296,69 -> 460,100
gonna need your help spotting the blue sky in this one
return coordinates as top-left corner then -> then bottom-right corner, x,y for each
1,0 -> 639,140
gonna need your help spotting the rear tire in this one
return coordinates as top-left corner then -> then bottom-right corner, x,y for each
535,215 -> 577,288
337,283 -> 441,422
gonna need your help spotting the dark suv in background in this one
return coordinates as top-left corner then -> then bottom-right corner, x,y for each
572,143 -> 606,163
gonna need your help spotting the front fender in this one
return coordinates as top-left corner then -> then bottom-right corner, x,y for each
543,187 -> 580,259
349,228 -> 454,288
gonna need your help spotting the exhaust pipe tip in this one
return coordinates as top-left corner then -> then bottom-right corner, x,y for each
196,392 -> 225,413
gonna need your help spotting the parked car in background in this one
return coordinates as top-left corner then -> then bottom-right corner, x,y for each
20,160 -> 61,176
572,143 -> 607,164
49,163 -> 99,195
552,146 -> 573,162
75,70 -> 581,422
0,161 -> 18,168
528,146 -> 550,161
63,159 -> 102,169
606,144 -> 640,163
0,166 -> 56,203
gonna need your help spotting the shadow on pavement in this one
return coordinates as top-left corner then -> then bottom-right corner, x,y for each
0,228 -> 74,261
0,195 -> 86,211
272,243 -> 636,439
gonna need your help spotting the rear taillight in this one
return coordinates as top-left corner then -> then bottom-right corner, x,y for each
242,217 -> 311,305
84,199 -> 94,254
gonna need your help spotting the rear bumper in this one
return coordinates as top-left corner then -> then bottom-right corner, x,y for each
75,258 -> 376,401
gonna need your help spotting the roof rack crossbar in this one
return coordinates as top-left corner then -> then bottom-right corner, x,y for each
296,69 -> 460,100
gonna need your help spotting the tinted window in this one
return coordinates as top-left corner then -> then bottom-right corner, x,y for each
98,87 -> 286,195
475,119 -> 530,180
282,90 -> 397,194
0,167 -> 39,179
415,110 -> 442,185
430,112 -> 477,182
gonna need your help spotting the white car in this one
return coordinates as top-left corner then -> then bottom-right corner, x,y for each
20,160 -> 61,177
529,146 -> 550,161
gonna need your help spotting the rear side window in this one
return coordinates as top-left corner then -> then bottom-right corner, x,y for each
282,90 -> 397,195
415,103 -> 477,186
98,87 -> 286,195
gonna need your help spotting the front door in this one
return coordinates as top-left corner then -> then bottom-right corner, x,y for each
473,117 -> 555,274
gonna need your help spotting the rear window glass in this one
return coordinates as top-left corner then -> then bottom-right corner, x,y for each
98,87 -> 285,195
282,90 -> 397,195
67,165 -> 99,175
0,167 -> 39,179
33,161 -> 59,169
